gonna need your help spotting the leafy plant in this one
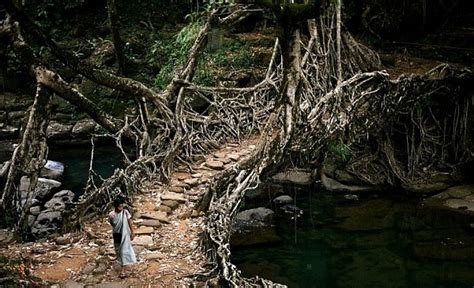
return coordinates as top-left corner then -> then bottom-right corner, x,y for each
153,21 -> 204,89
328,141 -> 351,162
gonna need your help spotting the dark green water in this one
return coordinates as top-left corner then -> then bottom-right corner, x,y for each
48,146 -> 124,196
232,186 -> 474,288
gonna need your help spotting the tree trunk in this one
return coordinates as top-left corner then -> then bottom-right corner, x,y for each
106,0 -> 125,74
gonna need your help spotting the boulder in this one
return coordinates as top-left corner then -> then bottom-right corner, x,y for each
31,210 -> 63,238
320,171 -> 376,194
272,169 -> 312,186
44,197 -> 67,211
402,173 -> 454,195
19,176 -> 62,201
72,119 -> 96,137
28,215 -> 36,227
273,195 -> 293,205
47,122 -> 73,139
53,190 -> 75,203
230,207 -> 280,246
29,205 -> 41,216
0,126 -> 19,139
425,185 -> 474,216
40,160 -> 65,181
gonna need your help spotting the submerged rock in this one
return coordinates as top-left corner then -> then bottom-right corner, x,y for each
335,199 -> 395,231
273,195 -> 293,205
425,185 -> 474,215
230,207 -> 280,246
40,160 -> 65,181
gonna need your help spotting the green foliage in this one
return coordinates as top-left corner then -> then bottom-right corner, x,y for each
206,40 -> 253,69
153,21 -> 204,89
328,141 -> 351,162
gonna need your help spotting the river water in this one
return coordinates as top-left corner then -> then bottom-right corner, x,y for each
232,185 -> 474,288
48,145 -> 124,196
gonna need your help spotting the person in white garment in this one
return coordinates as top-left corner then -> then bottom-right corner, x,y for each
108,197 -> 136,278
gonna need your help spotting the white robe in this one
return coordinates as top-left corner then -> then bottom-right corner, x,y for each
109,209 -> 137,266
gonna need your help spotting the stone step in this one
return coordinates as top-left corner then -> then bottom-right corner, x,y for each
140,219 -> 162,228
141,212 -> 170,224
135,226 -> 154,235
161,192 -> 186,203
206,160 -> 224,170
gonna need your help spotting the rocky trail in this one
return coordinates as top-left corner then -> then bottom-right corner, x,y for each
0,137 -> 259,287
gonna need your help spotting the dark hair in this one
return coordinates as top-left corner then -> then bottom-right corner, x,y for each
113,197 -> 125,208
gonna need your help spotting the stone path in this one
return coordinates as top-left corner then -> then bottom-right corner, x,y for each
0,137 -> 258,287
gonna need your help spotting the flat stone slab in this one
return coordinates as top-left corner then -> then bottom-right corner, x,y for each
132,235 -> 153,246
161,200 -> 179,209
228,154 -> 240,161
140,220 -> 162,228
173,172 -> 191,181
272,170 -> 312,186
169,186 -> 184,193
206,160 -> 224,170
184,178 -> 199,187
216,157 -> 231,164
141,212 -> 170,223
191,173 -> 202,178
213,152 -> 227,159
161,192 -> 186,202
135,226 -> 154,235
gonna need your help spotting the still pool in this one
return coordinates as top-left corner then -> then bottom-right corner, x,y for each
232,186 -> 474,288
48,145 -> 124,196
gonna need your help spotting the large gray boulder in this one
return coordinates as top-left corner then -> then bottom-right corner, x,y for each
53,190 -> 75,203
230,207 -> 280,246
40,160 -> 65,181
72,119 -> 96,138
47,122 -> 73,139
44,197 -> 66,211
31,209 -> 62,238
19,176 -> 62,201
